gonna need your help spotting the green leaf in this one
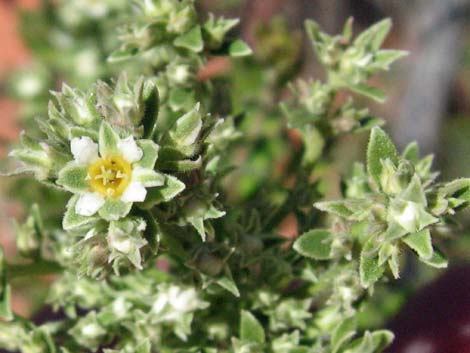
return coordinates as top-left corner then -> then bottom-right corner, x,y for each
345,329 -> 393,353
157,155 -> 202,172
402,141 -> 419,163
108,45 -> 138,63
440,178 -> 470,202
69,126 -> 99,141
400,174 -> 426,205
229,40 -> 252,57
98,199 -> 132,221
342,17 -> 354,42
360,240 -> 384,288
293,229 -> 333,260
216,275 -> 240,297
99,122 -> 120,157
0,247 -> 12,321
136,140 -> 159,169
140,175 -> 186,208
57,163 -> 89,192
135,340 -> 151,353
403,229 -> 433,260
332,317 -> 357,353
373,50 -> 408,70
141,83 -> 159,139
350,84 -> 386,103
315,199 -> 371,221
354,18 -> 392,51
240,311 -> 265,344
169,104 -> 202,146
355,116 -> 385,133
188,217 -> 206,242
301,125 -> 324,165
304,19 -> 321,48
133,169 -> 165,187
169,88 -> 195,111
174,26 -> 204,52
370,330 -> 394,353
367,127 -> 398,188
141,212 -> 160,253
63,195 -> 100,231
420,248 -> 448,268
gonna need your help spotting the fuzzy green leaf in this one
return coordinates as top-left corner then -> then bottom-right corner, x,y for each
440,178 -> 470,203
373,50 -> 408,70
240,311 -> 265,344
140,175 -> 186,208
133,168 -> 165,187
402,141 -> 419,163
108,45 -> 138,63
403,229 -> 433,260
99,122 -> 120,157
216,275 -> 240,297
0,285 -> 13,321
350,84 -> 386,103
354,18 -> 392,51
293,229 -> 333,260
360,240 -> 384,288
367,127 -> 398,188
332,318 -> 357,353
229,40 -> 252,57
301,125 -> 325,165
315,199 -> 371,221
141,84 -> 159,139
57,163 -> 89,192
420,248 -> 448,268
0,248 -> 12,321
174,26 -> 204,52
169,104 -> 202,147
136,140 -> 159,169
98,199 -> 132,221
400,175 -> 427,205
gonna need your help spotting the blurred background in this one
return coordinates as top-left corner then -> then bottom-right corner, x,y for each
1,1 -> 470,352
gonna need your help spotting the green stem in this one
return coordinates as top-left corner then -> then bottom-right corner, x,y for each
7,260 -> 63,278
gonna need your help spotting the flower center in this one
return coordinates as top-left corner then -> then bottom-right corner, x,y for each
87,155 -> 132,197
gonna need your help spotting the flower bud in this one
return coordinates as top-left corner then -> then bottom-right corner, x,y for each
380,159 -> 413,195
192,248 -> 224,276
167,6 -> 196,34
240,235 -> 263,255
389,199 -> 420,233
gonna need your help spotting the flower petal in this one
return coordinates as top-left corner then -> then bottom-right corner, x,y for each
76,192 -> 105,216
132,167 -> 165,187
63,195 -> 100,230
117,136 -> 143,163
71,136 -> 98,164
121,181 -> 147,202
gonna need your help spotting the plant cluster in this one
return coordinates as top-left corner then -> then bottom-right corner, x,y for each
1,1 -> 469,353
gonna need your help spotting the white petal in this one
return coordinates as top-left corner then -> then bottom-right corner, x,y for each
120,181 -> 147,203
71,136 -> 99,164
117,136 -> 143,163
76,192 -> 105,216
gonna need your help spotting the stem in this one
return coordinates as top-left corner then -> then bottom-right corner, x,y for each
7,260 -> 63,278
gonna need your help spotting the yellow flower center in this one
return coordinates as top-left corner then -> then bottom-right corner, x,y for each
87,155 -> 132,197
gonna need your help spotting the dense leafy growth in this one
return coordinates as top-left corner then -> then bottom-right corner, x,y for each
1,1 -> 468,352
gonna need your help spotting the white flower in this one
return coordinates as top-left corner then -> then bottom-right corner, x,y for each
58,122 -> 163,221
150,284 -> 209,323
